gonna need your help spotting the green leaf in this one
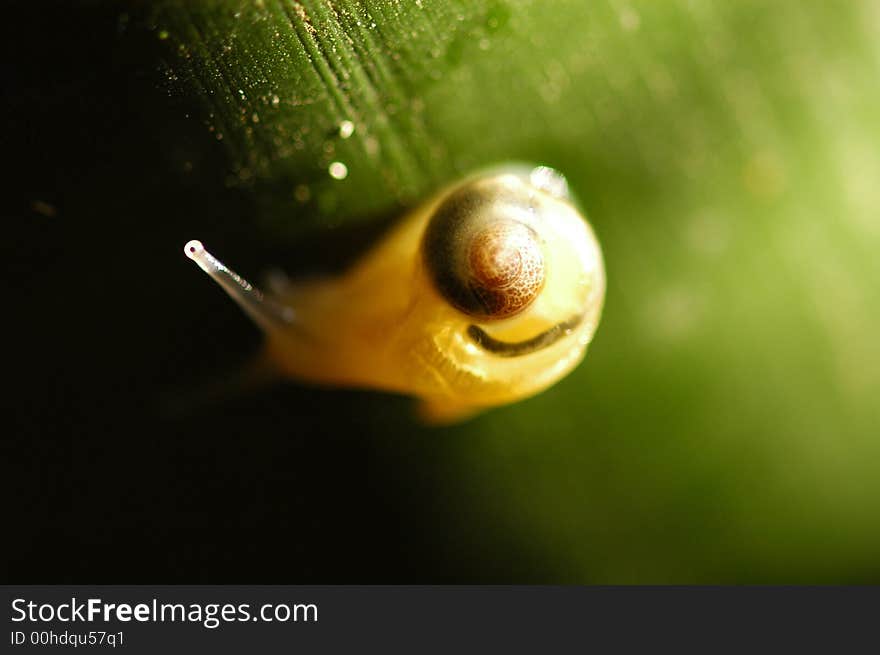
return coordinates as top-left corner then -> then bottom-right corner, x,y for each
153,0 -> 880,581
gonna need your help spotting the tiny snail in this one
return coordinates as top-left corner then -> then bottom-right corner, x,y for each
184,165 -> 605,423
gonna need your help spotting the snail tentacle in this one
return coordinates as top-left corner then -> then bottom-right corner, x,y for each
184,240 -> 295,331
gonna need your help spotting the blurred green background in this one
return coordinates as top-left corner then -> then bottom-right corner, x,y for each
5,0 -> 880,582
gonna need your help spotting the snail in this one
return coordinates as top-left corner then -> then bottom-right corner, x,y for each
184,165 -> 605,423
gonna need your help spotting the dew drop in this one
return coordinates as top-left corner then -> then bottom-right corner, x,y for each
338,120 -> 355,139
328,162 -> 348,180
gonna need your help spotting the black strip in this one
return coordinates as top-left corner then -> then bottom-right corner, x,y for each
467,314 -> 584,357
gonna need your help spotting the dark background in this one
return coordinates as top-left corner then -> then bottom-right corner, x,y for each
2,5 -> 529,583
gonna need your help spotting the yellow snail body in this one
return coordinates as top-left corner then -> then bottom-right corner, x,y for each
185,165 -> 605,423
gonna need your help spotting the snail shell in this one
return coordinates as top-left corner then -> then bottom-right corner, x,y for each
422,179 -> 547,320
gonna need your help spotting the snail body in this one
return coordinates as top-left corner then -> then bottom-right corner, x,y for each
185,165 -> 605,423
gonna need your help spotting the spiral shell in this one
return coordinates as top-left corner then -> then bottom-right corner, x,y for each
422,178 -> 546,320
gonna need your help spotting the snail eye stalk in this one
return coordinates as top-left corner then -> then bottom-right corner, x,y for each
184,240 -> 295,331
